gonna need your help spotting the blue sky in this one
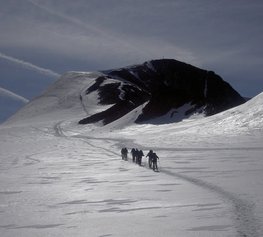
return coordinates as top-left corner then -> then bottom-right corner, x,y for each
1,0 -> 263,99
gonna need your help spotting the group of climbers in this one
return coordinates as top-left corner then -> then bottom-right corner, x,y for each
130,148 -> 144,166
121,147 -> 160,171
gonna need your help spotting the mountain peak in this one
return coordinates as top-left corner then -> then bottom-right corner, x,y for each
79,59 -> 245,125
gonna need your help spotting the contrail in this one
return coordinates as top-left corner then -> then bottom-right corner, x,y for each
27,0 -> 105,36
26,0 -> 198,65
0,52 -> 60,78
0,87 -> 29,104
26,0 -> 148,57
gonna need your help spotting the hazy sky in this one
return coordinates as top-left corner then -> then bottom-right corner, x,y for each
1,0 -> 263,98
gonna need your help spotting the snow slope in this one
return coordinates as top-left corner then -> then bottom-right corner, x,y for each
0,87 -> 29,123
0,57 -> 58,122
1,72 -> 263,237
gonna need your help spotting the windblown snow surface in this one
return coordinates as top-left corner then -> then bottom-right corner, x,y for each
1,72 -> 263,237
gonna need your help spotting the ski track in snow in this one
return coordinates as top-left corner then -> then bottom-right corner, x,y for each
161,169 -> 259,237
54,122 -> 121,158
55,121 -> 260,237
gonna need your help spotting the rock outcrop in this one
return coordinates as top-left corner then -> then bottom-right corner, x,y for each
79,59 -> 245,125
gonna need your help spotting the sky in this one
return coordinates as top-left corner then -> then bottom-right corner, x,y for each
0,0 -> 263,100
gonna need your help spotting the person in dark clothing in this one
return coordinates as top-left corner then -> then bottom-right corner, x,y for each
121,147 -> 128,161
135,148 -> 139,164
137,150 -> 144,166
146,150 -> 159,171
131,148 -> 136,162
151,152 -> 159,171
146,150 -> 154,168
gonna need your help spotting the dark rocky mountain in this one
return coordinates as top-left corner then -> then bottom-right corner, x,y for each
79,59 -> 245,125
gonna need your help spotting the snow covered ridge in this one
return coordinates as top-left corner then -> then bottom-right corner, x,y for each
79,59 -> 245,125
5,59 -> 245,127
4,71 -> 102,125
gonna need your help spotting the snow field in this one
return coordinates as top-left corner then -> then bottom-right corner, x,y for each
0,123 -> 239,237
1,72 -> 263,236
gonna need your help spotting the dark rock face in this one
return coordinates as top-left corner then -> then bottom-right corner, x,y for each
79,59 -> 245,125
